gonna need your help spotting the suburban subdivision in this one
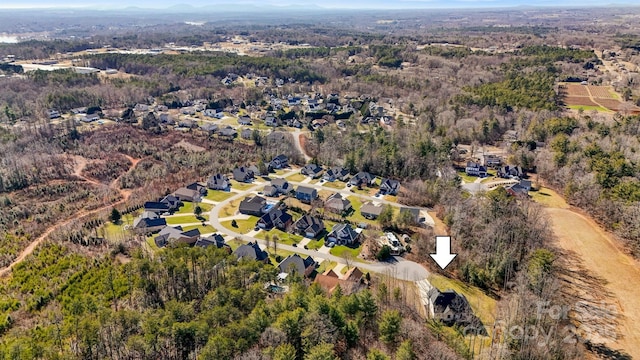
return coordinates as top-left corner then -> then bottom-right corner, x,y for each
0,3 -> 640,360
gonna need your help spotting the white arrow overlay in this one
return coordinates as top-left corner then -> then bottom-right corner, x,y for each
430,236 -> 457,270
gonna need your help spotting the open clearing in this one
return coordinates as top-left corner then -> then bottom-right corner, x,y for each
560,83 -> 640,114
546,207 -> 640,358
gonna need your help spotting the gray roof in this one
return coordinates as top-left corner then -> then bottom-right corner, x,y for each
296,186 -> 316,195
234,242 -> 268,262
361,202 -> 383,216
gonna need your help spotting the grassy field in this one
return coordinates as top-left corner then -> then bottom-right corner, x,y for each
256,229 -> 303,245
568,104 -> 611,112
226,238 -> 245,251
219,198 -> 241,217
329,245 -> 362,258
230,180 -> 256,191
182,224 -> 217,234
204,190 -> 234,202
285,173 -> 306,182
428,273 -> 497,333
529,187 -> 569,209
220,217 -> 258,234
323,181 -> 347,189
145,236 -> 160,251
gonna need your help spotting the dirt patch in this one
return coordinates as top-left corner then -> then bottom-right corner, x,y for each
173,140 -> 206,152
546,207 -> 640,358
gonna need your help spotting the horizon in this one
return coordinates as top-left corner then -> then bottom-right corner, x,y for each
0,0 -> 637,10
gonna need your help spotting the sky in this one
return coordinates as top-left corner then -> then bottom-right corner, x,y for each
0,0 -> 633,9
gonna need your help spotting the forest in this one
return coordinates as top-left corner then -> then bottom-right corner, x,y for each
1,7 -> 640,359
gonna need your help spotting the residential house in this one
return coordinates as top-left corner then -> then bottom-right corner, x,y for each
498,165 -> 524,179
241,128 -> 253,140
239,196 -> 267,216
80,113 -> 100,123
349,172 -> 375,187
399,207 -> 421,224
465,162 -> 487,177
160,194 -> 180,212
237,116 -> 252,125
314,267 -> 364,295
301,163 -> 323,178
159,113 -> 174,124
379,178 -> 400,195
200,123 -> 219,135
312,119 -> 329,129
186,182 -> 207,197
132,212 -> 167,234
519,179 -> 532,191
234,242 -> 269,262
257,208 -> 293,231
271,178 -> 292,195
144,201 -> 170,214
48,109 -> 61,119
265,116 -> 279,127
427,287 -> 473,324
269,154 -> 289,170
233,166 -> 255,182
154,226 -> 201,248
505,182 -> 529,197
361,202 -> 383,219
204,108 -> 223,118
178,119 -> 196,128
194,234 -> 229,251
483,154 -> 502,168
327,223 -> 360,245
155,105 -> 168,112
207,174 -> 229,190
173,187 -> 202,203
134,104 -> 149,112
218,126 -> 237,139
295,186 -> 318,203
294,214 -> 325,238
278,254 -> 316,278
323,166 -> 350,182
325,193 -> 352,215
263,185 -> 278,197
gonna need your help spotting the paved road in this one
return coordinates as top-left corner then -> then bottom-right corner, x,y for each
207,172 -> 430,281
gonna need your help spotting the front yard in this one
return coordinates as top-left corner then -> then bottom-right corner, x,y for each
256,229 -> 303,245
230,180 -> 257,191
204,190 -> 234,202
182,224 -> 217,234
285,173 -> 306,182
220,217 -> 259,234
220,198 -> 241,217
176,201 -> 213,215
323,181 -> 347,190
329,244 -> 363,259
166,215 -> 207,225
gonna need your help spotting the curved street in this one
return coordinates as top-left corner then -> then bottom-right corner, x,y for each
207,169 -> 430,281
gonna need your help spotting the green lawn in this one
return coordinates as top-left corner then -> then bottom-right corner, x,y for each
226,238 -> 245,251
268,249 -> 296,265
428,274 -> 497,335
285,173 -> 306,182
273,169 -> 288,176
204,190 -> 234,202
456,171 -> 479,183
345,196 -> 379,225
329,245 -> 362,258
182,224 -> 217,234
176,201 -> 213,215
230,180 -> 256,191
219,198 -> 241,217
529,187 -> 569,209
103,214 -> 135,241
305,239 -> 325,250
323,181 -> 347,189
166,215 -> 204,225
145,236 -> 160,252
317,260 -> 337,274
256,229 -> 303,245
567,104 -> 611,112
221,217 -> 259,234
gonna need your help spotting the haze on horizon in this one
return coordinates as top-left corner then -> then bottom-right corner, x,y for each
0,0 -> 633,10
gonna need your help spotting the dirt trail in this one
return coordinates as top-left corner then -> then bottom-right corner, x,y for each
0,154 -> 141,278
545,207 -> 640,358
